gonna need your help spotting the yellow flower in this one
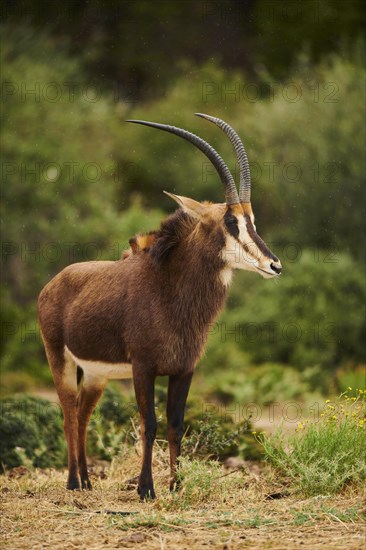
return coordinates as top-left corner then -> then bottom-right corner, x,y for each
325,399 -> 330,403
252,431 -> 257,435
348,387 -> 352,391
359,420 -> 364,428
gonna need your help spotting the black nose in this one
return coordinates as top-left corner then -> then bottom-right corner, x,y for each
270,263 -> 282,274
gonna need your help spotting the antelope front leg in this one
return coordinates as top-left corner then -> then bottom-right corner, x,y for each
133,367 -> 157,500
166,371 -> 193,491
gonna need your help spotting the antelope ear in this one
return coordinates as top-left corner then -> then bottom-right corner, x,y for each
163,191 -> 205,220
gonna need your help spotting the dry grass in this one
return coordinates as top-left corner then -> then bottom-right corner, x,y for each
1,445 -> 365,550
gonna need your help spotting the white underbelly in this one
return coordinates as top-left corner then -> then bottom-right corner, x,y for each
64,346 -> 133,386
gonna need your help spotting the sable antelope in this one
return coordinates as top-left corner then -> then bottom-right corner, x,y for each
38,114 -> 281,500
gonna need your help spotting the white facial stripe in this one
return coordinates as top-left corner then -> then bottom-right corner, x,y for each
250,215 -> 257,231
64,346 -> 133,386
238,217 -> 257,248
222,234 -> 258,271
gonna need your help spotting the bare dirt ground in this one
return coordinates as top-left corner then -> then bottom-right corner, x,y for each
1,450 -> 365,550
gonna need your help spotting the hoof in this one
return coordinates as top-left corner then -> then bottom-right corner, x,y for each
67,479 -> 81,491
137,485 -> 156,501
81,478 -> 92,490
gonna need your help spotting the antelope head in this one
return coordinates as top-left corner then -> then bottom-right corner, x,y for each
126,114 -> 282,279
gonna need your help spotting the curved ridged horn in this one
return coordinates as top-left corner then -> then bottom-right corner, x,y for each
126,119 -> 239,205
195,113 -> 251,203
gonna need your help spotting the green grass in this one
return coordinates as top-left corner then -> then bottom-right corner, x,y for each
165,457 -> 242,511
258,389 -> 366,496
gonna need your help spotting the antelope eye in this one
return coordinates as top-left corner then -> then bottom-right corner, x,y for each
224,215 -> 239,239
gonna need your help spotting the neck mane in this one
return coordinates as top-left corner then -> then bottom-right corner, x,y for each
148,210 -> 229,356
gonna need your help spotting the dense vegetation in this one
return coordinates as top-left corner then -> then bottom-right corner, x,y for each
2,0 -> 365,98
2,21 -> 364,394
2,389 -> 365,499
0,389 -> 260,470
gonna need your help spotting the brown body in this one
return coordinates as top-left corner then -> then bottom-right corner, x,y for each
38,115 -> 281,499
39,211 -> 227,372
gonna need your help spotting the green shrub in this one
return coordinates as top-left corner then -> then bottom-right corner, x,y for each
87,386 -> 137,460
153,385 -> 262,460
258,389 -> 366,495
0,388 -> 260,470
0,395 -> 66,470
203,363 -> 316,406
0,389 -> 137,468
182,416 -> 262,461
98,385 -> 136,426
87,383 -> 262,461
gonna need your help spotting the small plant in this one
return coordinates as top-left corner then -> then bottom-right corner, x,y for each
176,458 -> 222,508
182,416 -> 262,460
257,389 -> 366,495
170,457 -> 241,510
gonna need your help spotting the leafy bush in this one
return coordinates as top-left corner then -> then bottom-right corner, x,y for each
0,395 -> 66,469
0,387 -> 260,470
89,384 -> 259,462
202,363 -> 320,406
87,386 -> 137,460
182,416 -> 262,461
90,383 -> 264,461
258,389 -> 366,495
0,390 -> 137,469
154,385 -> 262,460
